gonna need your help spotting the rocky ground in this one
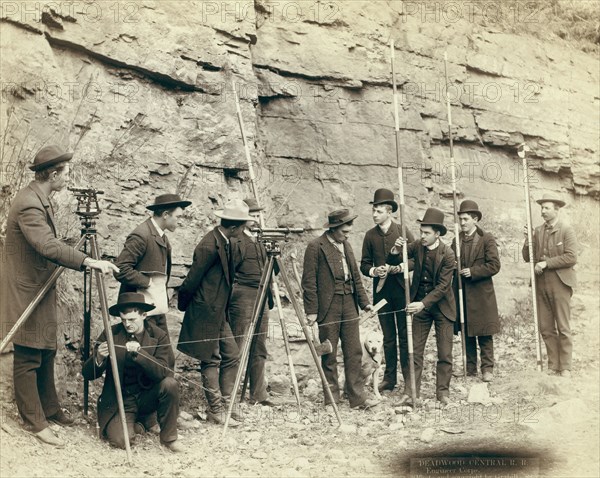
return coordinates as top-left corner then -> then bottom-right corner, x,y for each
1,287 -> 598,478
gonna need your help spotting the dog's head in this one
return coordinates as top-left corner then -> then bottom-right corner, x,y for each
363,330 -> 383,359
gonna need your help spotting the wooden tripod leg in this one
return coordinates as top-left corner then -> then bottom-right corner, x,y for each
275,257 -> 343,426
270,278 -> 302,411
223,257 -> 275,436
90,236 -> 133,464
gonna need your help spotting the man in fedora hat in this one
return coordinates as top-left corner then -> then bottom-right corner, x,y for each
229,198 -> 277,406
455,200 -> 501,382
114,193 -> 192,338
0,145 -> 118,447
177,199 -> 251,425
302,209 -> 378,410
389,207 -> 456,406
82,292 -> 182,452
522,194 -> 577,377
360,188 -> 415,393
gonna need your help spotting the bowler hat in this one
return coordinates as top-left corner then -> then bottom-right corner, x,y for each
536,193 -> 566,208
215,199 -> 255,221
108,292 -> 155,317
243,197 -> 264,213
458,200 -> 482,221
146,194 -> 192,211
370,188 -> 398,213
417,207 -> 447,236
29,145 -> 73,171
323,209 -> 358,229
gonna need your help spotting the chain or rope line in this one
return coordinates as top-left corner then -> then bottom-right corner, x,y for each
111,307 -> 408,350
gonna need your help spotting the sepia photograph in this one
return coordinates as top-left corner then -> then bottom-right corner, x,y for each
0,1 -> 598,477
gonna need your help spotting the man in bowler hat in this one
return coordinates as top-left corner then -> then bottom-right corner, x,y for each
302,209 -> 378,410
177,199 -> 251,425
388,207 -> 456,406
229,198 -> 277,406
114,193 -> 191,337
82,292 -> 182,452
455,200 -> 501,382
522,194 -> 577,377
0,145 -> 118,447
360,188 -> 415,393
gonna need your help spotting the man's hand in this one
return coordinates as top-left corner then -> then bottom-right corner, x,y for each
388,265 -> 401,275
534,261 -> 547,275
375,265 -> 389,278
126,341 -> 141,354
406,301 -> 425,314
306,314 -> 318,327
390,237 -> 406,255
523,225 -> 529,238
363,304 -> 374,312
96,342 -> 109,365
85,258 -> 120,274
459,268 -> 471,278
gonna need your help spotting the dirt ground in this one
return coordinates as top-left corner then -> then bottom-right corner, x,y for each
1,288 -> 598,478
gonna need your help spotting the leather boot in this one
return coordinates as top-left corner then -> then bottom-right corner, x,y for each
203,373 -> 239,427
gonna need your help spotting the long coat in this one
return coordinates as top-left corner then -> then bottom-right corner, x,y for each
177,228 -> 235,361
82,322 -> 173,434
302,233 -> 370,322
114,218 -> 172,295
522,219 -> 577,289
388,239 -> 457,321
0,182 -> 87,349
453,227 -> 501,336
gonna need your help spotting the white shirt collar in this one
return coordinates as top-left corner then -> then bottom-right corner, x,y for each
466,227 -> 477,237
378,218 -> 393,234
218,227 -> 229,244
150,217 -> 165,237
427,239 -> 440,251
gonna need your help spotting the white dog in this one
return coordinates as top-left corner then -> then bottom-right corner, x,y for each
361,329 -> 384,400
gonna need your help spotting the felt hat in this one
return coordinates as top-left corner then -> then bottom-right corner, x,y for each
536,193 -> 566,208
369,188 -> 398,213
146,194 -> 191,211
323,209 -> 358,229
458,200 -> 482,221
108,292 -> 155,317
29,145 -> 73,171
417,207 -> 447,236
214,199 -> 255,221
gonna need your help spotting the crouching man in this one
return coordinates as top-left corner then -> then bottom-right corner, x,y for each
82,292 -> 182,452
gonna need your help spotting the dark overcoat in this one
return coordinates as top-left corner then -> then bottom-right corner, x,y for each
453,227 -> 501,336
176,228 -> 235,361
0,182 -> 87,349
82,322 -> 173,435
114,218 -> 172,295
388,239 -> 456,321
302,233 -> 370,322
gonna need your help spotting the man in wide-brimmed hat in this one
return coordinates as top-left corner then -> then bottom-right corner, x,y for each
454,200 -> 501,382
0,145 -> 118,447
229,198 -> 278,406
360,188 -> 415,394
82,292 -> 182,452
178,199 -> 252,425
114,193 -> 192,338
302,209 -> 379,410
388,207 -> 456,406
522,193 -> 577,378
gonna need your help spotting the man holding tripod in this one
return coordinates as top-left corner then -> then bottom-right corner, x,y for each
0,145 -> 117,447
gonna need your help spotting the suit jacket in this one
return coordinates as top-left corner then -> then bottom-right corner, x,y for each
0,182 -> 87,349
388,239 -> 456,321
82,322 -> 174,434
453,227 -> 500,336
302,233 -> 370,323
177,227 -> 236,360
114,218 -> 172,295
522,219 -> 577,289
360,221 -> 415,302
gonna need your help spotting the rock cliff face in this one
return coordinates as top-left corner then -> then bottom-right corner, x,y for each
1,1 -> 598,324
